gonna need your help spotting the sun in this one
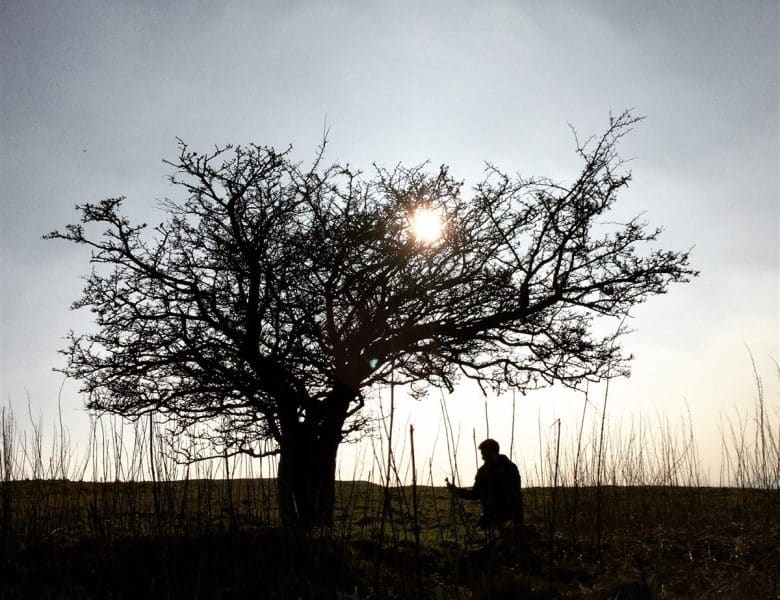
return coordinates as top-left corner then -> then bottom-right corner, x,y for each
409,207 -> 444,244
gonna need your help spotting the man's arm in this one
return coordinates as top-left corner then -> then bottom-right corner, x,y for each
509,462 -> 520,490
446,473 -> 482,500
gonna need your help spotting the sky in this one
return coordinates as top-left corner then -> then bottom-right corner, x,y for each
1,1 -> 778,485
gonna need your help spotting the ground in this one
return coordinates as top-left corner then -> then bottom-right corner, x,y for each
1,480 -> 777,598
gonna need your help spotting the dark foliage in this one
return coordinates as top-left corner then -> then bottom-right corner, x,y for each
1,481 -> 777,598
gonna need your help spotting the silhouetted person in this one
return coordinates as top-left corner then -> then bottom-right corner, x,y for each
447,438 -> 524,529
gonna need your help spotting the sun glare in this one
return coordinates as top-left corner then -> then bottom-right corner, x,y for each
410,208 -> 444,244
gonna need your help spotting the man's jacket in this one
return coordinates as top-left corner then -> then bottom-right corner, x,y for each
456,454 -> 523,526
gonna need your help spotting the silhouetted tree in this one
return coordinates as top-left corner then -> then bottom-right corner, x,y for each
47,112 -> 696,526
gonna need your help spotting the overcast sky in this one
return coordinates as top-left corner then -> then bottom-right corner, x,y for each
1,1 -> 777,483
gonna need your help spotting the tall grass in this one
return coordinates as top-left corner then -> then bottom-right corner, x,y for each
0,358 -> 777,597
1,360 -> 777,504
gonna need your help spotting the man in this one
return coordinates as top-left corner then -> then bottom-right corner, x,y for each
447,438 -> 524,529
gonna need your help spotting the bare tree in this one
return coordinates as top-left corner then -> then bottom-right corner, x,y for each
46,112 -> 697,526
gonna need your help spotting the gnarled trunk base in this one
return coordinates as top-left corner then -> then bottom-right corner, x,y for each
277,432 -> 340,528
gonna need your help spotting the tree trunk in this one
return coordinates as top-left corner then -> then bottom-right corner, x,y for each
277,423 -> 342,528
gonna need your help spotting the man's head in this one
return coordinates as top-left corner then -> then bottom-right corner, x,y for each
478,438 -> 500,463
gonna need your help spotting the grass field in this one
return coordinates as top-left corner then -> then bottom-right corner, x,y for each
1,477 -> 778,598
1,364 -> 777,597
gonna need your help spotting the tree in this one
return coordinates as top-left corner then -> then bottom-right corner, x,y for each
47,112 -> 697,527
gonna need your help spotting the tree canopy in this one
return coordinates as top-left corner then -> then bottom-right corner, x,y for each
47,112 -> 697,525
